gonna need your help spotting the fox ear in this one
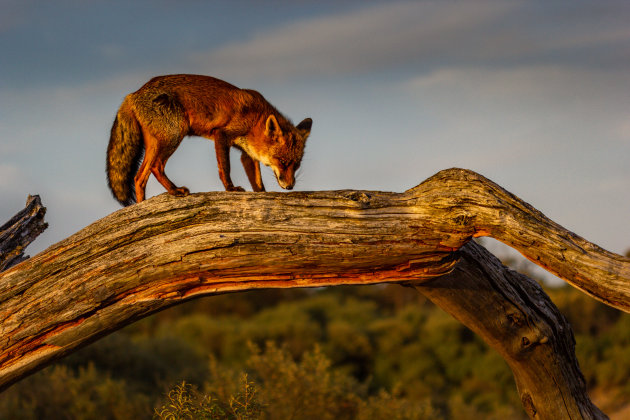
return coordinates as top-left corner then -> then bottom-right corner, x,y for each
296,118 -> 312,140
265,115 -> 282,138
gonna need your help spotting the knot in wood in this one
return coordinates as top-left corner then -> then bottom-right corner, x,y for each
507,313 -> 523,327
453,214 -> 474,226
521,392 -> 537,417
344,192 -> 372,207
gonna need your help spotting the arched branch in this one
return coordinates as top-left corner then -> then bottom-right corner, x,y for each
0,168 -> 626,419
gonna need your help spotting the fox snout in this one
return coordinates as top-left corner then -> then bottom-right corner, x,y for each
274,168 -> 296,190
277,174 -> 295,190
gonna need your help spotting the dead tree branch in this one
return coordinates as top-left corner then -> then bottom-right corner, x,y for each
0,168 -> 627,419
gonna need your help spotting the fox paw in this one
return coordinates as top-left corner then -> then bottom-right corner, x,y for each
227,185 -> 246,192
173,187 -> 190,197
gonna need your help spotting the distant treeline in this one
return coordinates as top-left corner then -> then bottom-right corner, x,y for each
1,263 -> 629,419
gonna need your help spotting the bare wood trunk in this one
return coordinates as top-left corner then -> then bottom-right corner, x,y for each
0,168 -> 627,418
414,241 -> 606,419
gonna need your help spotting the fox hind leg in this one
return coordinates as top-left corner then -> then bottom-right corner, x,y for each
134,138 -> 156,203
152,156 -> 189,197
151,132 -> 189,197
135,131 -> 188,202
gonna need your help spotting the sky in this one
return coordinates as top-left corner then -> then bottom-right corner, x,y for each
1,1 -> 629,284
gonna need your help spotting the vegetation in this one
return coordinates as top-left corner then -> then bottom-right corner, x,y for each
1,271 -> 628,419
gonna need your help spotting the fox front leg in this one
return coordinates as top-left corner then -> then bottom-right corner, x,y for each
214,134 -> 245,192
240,152 -> 265,192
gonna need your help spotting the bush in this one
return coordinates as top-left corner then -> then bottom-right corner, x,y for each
155,378 -> 261,420
4,284 -> 629,419
0,364 -> 150,420
158,342 -> 440,420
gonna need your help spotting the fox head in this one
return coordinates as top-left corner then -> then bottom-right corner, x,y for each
263,115 -> 312,190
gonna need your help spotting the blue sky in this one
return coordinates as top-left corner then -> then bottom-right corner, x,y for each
1,1 -> 629,282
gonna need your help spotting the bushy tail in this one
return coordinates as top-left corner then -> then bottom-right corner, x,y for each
106,96 -> 144,206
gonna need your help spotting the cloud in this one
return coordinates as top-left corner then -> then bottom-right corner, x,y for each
388,62 -> 630,191
189,1 -> 630,82
190,1 -> 516,80
405,64 -> 630,122
408,65 -> 593,99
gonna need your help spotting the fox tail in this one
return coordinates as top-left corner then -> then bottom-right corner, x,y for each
106,96 -> 144,206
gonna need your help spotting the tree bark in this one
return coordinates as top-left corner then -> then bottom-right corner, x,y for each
0,195 -> 47,272
0,168 -> 627,418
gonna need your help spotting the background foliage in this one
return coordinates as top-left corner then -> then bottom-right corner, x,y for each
1,260 -> 629,419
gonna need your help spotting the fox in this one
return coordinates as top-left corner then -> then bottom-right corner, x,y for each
106,74 -> 312,206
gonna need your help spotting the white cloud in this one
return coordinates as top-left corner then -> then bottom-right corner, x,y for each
404,64 -> 630,137
190,1 -> 516,81
189,1 -> 630,83
408,65 -> 619,99
388,63 -> 630,204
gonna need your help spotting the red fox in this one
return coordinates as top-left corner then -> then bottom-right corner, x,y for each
106,74 -> 312,206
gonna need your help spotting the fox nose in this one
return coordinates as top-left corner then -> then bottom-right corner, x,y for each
285,185 -> 293,190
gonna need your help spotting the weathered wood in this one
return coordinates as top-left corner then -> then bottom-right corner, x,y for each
0,195 -> 47,272
414,241 -> 606,419
412,169 -> 630,312
0,168 -> 627,418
